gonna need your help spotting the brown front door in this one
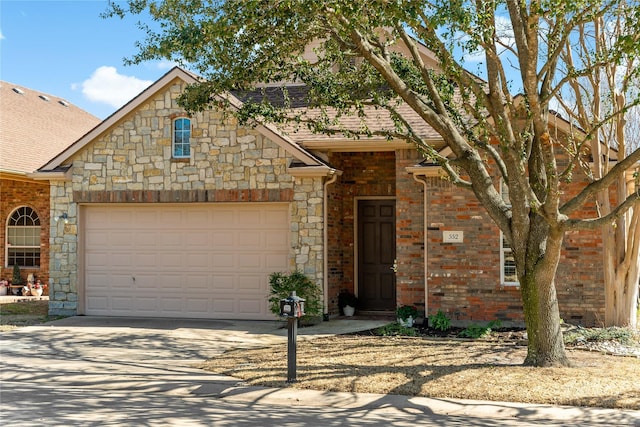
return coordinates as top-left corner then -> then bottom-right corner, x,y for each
357,199 -> 396,311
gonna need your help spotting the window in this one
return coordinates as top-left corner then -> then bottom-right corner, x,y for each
500,180 -> 518,285
500,233 -> 518,285
173,117 -> 191,158
6,207 -> 41,267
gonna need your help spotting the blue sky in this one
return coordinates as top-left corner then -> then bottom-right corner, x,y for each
1,0 -> 172,119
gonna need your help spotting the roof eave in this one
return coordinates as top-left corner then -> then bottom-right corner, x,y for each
287,165 -> 342,177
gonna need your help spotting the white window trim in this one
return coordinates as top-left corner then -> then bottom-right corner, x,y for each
172,117 -> 191,159
6,207 -> 41,268
500,179 -> 519,286
500,231 -> 519,286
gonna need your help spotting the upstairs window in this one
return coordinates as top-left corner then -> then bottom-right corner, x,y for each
173,117 -> 191,158
6,207 -> 41,267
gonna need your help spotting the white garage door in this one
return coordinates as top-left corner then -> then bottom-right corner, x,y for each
82,203 -> 290,319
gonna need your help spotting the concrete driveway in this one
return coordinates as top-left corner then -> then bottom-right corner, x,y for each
1,317 -> 638,426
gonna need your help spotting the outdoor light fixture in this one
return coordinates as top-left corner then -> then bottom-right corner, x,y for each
55,213 -> 69,224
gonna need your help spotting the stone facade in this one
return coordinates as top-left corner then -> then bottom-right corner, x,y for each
48,78 -> 325,316
0,178 -> 50,290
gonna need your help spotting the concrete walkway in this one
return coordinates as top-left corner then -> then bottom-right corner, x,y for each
1,316 -> 638,426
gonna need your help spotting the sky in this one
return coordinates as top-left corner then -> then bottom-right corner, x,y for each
1,0 -> 173,119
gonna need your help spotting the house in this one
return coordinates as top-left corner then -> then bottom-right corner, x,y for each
0,82 -> 100,290
34,66 -> 608,325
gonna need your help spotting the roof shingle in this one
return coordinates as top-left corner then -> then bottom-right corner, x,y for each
0,82 -> 100,174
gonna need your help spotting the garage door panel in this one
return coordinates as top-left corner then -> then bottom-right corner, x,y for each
212,299 -> 236,314
212,254 -> 234,268
184,274 -> 209,289
111,253 -> 135,268
212,231 -> 234,246
237,275 -> 264,290
111,296 -> 134,310
86,252 -> 109,269
238,299 -> 263,314
84,203 -> 289,319
211,275 -> 234,289
186,299 -> 209,313
134,253 -> 158,268
86,231 -> 109,246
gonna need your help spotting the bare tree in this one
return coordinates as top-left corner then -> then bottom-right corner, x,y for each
556,3 -> 640,327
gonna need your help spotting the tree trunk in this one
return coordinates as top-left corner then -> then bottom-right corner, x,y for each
602,184 -> 640,328
518,227 -> 571,367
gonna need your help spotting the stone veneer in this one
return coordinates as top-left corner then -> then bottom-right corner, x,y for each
48,78 -> 325,316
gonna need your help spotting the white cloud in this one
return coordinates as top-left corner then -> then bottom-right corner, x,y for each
81,66 -> 153,108
0,28 -> 4,40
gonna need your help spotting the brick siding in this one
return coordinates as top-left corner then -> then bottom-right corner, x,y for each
0,178 -> 50,292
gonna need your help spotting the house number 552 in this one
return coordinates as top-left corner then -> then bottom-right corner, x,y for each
443,231 -> 464,243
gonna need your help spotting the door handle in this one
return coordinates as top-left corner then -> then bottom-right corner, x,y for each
390,259 -> 398,273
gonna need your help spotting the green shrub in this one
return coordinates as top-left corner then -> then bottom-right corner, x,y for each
268,271 -> 322,321
428,310 -> 451,331
375,323 -> 418,337
396,305 -> 419,320
458,320 -> 502,339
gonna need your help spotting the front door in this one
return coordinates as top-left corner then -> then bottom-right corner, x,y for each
357,199 -> 396,311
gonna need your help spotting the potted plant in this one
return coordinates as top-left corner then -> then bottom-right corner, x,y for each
11,265 -> 22,295
338,290 -> 358,317
267,271 -> 323,325
396,305 -> 419,327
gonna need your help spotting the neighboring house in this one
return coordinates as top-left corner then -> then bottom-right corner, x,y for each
35,66 -> 607,325
0,82 -> 100,290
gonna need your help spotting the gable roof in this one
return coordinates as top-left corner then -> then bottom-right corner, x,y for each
0,82 -> 100,176
37,67 -> 332,175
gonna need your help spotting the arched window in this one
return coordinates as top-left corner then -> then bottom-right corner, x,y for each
6,207 -> 41,267
173,117 -> 191,158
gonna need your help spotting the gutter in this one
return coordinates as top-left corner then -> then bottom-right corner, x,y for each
323,170 -> 340,318
411,172 -> 429,320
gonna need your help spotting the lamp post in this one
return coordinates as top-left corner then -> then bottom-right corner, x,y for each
279,291 -> 305,383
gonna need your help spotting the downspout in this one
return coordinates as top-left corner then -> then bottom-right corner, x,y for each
413,173 -> 429,319
323,171 -> 339,319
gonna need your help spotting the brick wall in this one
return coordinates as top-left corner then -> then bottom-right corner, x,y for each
424,177 -> 522,323
0,178 -> 50,292
326,151 -> 396,314
423,176 -> 605,326
395,150 -> 426,311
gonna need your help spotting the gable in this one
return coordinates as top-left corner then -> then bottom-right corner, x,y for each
36,67 -> 331,177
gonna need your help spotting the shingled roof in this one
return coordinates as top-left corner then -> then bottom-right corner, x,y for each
0,82 -> 100,175
234,85 -> 443,146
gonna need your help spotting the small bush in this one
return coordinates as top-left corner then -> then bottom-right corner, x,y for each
268,271 -> 322,321
375,323 -> 418,337
458,320 -> 502,339
428,310 -> 451,331
396,305 -> 419,320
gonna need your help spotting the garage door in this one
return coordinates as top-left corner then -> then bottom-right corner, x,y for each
82,203 -> 290,319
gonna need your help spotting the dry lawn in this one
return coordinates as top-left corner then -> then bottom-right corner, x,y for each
200,335 -> 640,409
0,300 -> 58,331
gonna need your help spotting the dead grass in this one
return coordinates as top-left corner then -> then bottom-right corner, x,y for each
199,335 -> 640,409
0,300 -> 60,331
